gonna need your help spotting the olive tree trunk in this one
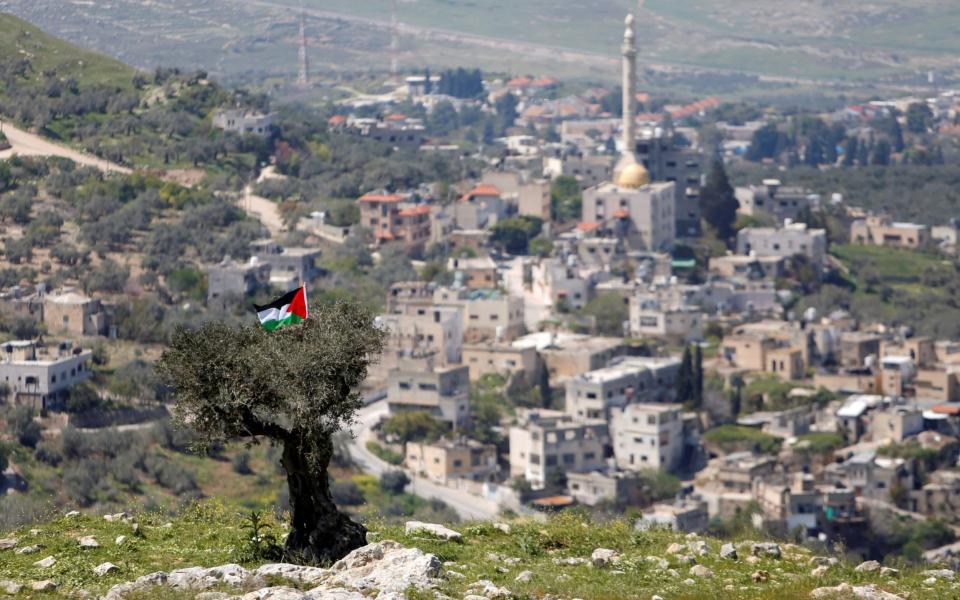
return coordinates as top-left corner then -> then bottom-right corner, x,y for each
281,434 -> 367,563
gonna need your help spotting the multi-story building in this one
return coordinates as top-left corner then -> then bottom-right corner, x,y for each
636,499 -> 709,533
736,221 -> 828,266
628,294 -> 704,343
377,305 -> 464,369
249,240 -> 322,286
543,154 -> 613,189
212,109 -> 274,137
509,409 -> 608,489
838,332 -> 882,369
566,470 -> 646,506
206,257 -> 271,303
387,362 -> 470,427
610,403 -> 685,473
43,291 -> 110,337
631,127 -> 704,238
481,171 -> 552,221
565,357 -> 681,420
462,341 -> 539,384
433,286 -> 524,343
447,256 -> 499,289
357,192 -> 432,254
735,180 -> 818,225
454,184 -> 507,230
581,178 -> 676,252
0,340 -> 93,411
405,438 -> 498,483
850,214 -> 930,249
512,332 -> 626,382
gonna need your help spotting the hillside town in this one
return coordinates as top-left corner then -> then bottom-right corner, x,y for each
5,4 -> 960,585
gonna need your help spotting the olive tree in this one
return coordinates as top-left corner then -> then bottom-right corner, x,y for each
156,301 -> 385,563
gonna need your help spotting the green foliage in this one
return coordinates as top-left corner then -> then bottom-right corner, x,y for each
379,470 -> 411,495
578,293 -> 628,337
794,432 -> 845,455
381,411 -> 447,445
550,175 -> 581,223
5,406 -> 42,448
490,216 -> 543,255
236,510 -> 283,562
703,425 -> 782,455
365,441 -> 403,465
700,160 -> 739,242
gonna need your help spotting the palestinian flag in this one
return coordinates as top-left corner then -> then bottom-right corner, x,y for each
254,286 -> 308,331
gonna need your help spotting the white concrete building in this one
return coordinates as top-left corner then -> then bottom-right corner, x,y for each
736,221 -> 827,265
582,180 -> 676,252
565,357 -> 681,420
610,403 -> 685,473
508,409 -> 608,489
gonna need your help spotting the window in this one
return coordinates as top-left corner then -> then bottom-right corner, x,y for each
418,383 -> 437,391
453,459 -> 462,468
399,381 -> 411,390
545,455 -> 557,467
647,415 -> 656,425
562,453 -> 575,465
530,454 -> 541,465
584,452 -> 595,461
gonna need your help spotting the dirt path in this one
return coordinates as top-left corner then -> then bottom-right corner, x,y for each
0,120 -> 131,174
240,185 -> 285,235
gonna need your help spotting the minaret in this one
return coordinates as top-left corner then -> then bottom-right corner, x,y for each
297,9 -> 310,88
613,13 -> 640,184
621,13 -> 637,157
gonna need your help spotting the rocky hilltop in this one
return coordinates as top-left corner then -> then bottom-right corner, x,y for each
0,507 -> 955,599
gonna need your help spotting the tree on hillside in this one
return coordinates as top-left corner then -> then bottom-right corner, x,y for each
551,175 -> 582,223
157,301 -> 386,563
700,160 -> 739,242
693,344 -> 704,410
906,102 -> 933,134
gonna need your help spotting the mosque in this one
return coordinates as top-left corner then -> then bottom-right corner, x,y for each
580,8 -> 679,252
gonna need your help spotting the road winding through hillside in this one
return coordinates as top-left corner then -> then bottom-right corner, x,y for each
0,120 -> 131,174
348,398 -> 501,521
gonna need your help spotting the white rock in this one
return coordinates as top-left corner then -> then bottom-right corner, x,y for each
94,562 -> 120,577
167,564 -> 250,589
652,596 -> 665,600
115,535 -> 127,546
447,570 -> 464,579
0,580 -> 22,595
515,570 -> 532,583
14,544 -> 41,555
811,566 -> 829,577
30,580 -> 57,592
78,536 -> 100,548
666,569 -> 679,578
503,557 -> 521,566
810,583 -> 904,600
880,567 -> 899,578
855,560 -> 881,573
750,542 -> 781,558
254,564 -> 328,586
195,593 -> 231,600
467,579 -> 511,599
326,541 -> 441,597
720,543 -> 737,560
33,556 -> 56,568
495,566 -> 508,574
0,539 -> 17,551
682,578 -> 695,585
665,542 -> 685,555
923,569 -> 956,580
923,577 -> 938,586
689,565 -> 713,578
494,522 -> 512,535
644,555 -> 670,570
591,548 -> 620,568
552,557 -> 589,566
241,586 -> 311,600
404,521 -> 462,541
65,510 -> 81,518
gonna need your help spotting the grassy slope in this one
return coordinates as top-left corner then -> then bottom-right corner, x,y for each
0,12 -> 134,91
0,506 -> 950,599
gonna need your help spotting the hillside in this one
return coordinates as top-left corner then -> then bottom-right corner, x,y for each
0,12 -> 134,91
3,0 -> 957,100
0,506 -> 950,599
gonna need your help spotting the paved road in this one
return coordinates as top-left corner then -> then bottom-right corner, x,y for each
240,185 -> 285,235
0,121 -> 131,174
347,399 -> 501,521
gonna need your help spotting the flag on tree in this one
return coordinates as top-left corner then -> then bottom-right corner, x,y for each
254,286 -> 308,331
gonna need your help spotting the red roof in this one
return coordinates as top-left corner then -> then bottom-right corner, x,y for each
507,76 -> 533,88
328,115 -> 347,126
385,113 -> 407,122
374,230 -> 395,240
359,193 -> 405,203
531,76 -> 557,88
398,205 -> 431,217
576,222 -> 600,232
461,184 -> 501,202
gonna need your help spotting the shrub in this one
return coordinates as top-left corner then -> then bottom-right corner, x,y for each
379,470 -> 411,495
232,451 -> 253,475
331,480 -> 365,506
6,406 -> 42,448
33,441 -> 62,467
63,459 -> 107,506
365,440 -> 403,465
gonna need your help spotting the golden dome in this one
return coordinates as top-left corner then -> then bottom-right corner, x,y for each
616,162 -> 650,189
